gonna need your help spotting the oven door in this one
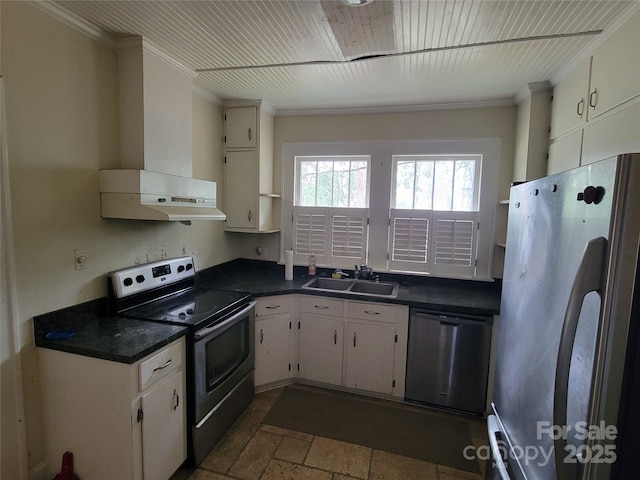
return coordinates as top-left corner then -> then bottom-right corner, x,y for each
193,301 -> 255,422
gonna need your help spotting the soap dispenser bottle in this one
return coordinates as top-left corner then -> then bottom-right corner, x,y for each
308,253 -> 317,276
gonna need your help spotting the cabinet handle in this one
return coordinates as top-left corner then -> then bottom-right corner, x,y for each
353,332 -> 357,348
589,88 -> 597,109
260,329 -> 264,344
172,389 -> 180,411
248,209 -> 252,222
364,310 -> 380,315
334,330 -> 337,345
153,359 -> 172,372
314,305 -> 329,309
265,305 -> 281,310
247,127 -> 252,141
576,98 -> 584,117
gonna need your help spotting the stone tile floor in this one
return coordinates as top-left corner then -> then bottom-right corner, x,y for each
171,386 -> 489,480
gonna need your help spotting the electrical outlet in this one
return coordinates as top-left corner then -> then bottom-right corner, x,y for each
74,249 -> 87,270
255,246 -> 264,257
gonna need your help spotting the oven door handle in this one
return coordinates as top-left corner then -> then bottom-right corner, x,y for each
194,301 -> 256,340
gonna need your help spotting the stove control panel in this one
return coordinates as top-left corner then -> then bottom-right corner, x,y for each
109,256 -> 195,299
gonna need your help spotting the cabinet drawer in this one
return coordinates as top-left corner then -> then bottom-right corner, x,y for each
256,296 -> 292,317
139,339 -> 183,391
348,301 -> 396,323
299,295 -> 344,317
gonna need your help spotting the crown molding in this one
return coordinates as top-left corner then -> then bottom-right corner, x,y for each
275,98 -> 516,117
514,81 -> 552,104
116,36 -> 196,79
28,0 -> 117,49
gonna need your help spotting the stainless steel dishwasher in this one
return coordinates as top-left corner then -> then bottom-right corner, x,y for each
405,309 -> 492,415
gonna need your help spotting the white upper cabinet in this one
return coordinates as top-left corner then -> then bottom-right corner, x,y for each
548,14 -> 640,174
223,102 -> 280,233
588,18 -> 640,120
549,59 -> 591,139
224,106 -> 258,149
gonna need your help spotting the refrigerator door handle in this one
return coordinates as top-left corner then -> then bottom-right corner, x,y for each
553,236 -> 607,478
487,415 -> 511,480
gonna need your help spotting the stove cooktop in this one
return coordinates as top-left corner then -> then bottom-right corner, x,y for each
109,257 -> 253,329
123,287 -> 252,328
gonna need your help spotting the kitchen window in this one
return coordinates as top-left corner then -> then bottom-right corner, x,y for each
293,156 -> 370,266
282,139 -> 499,280
389,155 -> 481,277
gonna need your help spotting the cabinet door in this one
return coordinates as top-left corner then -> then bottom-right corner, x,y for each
582,101 -> 640,165
225,107 -> 257,149
255,314 -> 292,386
547,130 -> 583,175
224,151 -> 257,228
298,314 -> 343,385
140,370 -> 185,480
550,59 -> 591,139
589,17 -> 640,119
345,322 -> 395,394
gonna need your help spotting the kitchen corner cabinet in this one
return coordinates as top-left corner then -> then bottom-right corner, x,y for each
254,296 -> 296,388
39,338 -> 186,480
223,103 -> 280,233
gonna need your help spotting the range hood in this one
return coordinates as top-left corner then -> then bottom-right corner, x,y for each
99,36 -> 226,222
100,169 -> 225,221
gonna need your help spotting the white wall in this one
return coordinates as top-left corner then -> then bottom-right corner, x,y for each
1,3 -> 239,476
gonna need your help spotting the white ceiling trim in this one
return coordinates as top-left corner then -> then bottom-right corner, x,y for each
28,0 -> 117,49
275,98 -> 516,117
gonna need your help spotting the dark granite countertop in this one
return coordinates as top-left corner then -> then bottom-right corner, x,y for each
33,298 -> 187,364
197,259 -> 501,317
33,259 -> 500,364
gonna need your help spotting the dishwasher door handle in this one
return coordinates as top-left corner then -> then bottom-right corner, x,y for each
440,321 -> 460,327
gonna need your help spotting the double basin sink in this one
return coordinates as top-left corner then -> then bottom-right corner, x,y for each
301,277 -> 399,298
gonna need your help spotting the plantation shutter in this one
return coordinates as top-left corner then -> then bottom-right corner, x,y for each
293,207 -> 329,265
293,207 -> 368,267
331,208 -> 368,262
388,209 -> 478,276
388,209 -> 430,272
430,211 -> 478,277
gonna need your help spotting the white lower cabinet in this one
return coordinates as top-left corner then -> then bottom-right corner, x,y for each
39,337 -> 186,480
254,294 -> 409,398
299,314 -> 344,385
254,296 -> 295,387
140,369 -> 185,480
345,300 -> 408,397
294,295 -> 408,398
345,321 -> 395,394
255,315 -> 292,385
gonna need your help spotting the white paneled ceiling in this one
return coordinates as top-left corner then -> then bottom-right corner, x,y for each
41,0 -> 640,113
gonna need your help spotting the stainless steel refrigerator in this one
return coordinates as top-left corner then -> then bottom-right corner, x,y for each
489,153 -> 640,480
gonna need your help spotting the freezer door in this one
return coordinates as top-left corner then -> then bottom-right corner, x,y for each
493,157 -> 618,479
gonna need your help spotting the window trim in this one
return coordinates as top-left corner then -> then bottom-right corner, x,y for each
281,139 -> 500,280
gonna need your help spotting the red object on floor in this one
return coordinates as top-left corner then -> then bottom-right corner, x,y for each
53,451 -> 79,480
